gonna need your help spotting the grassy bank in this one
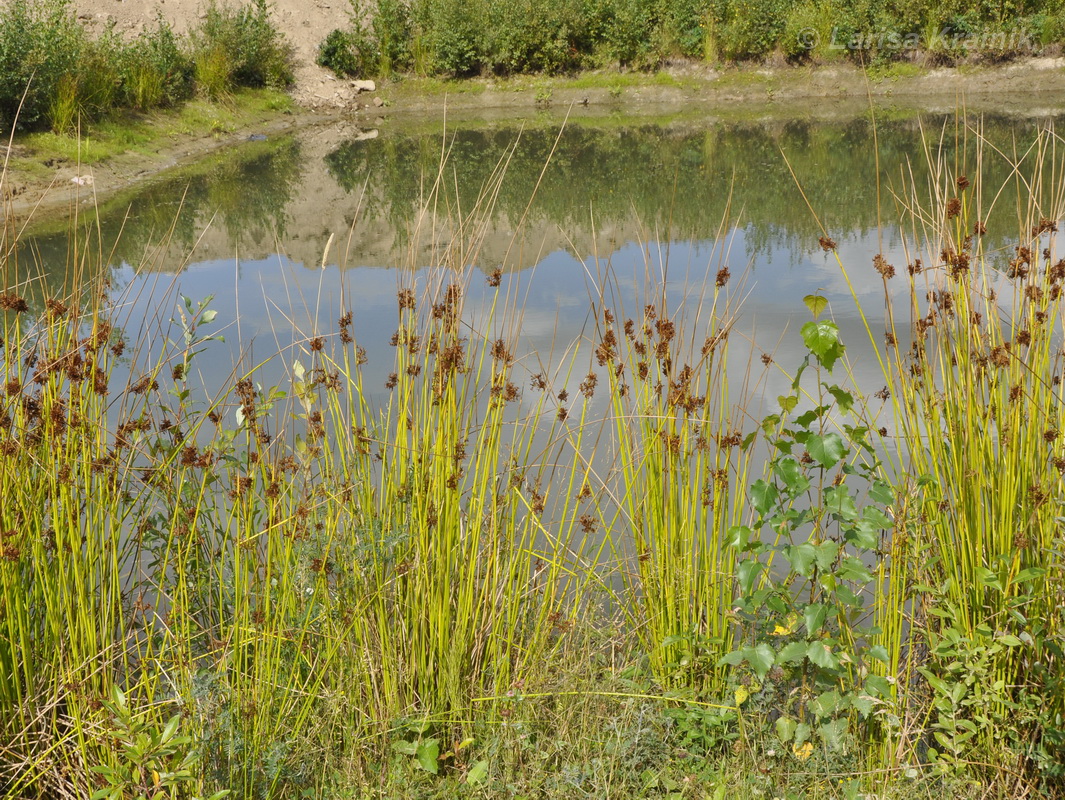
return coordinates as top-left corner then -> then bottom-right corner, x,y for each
1,120 -> 1065,800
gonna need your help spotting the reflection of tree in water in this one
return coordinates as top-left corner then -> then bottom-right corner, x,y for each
325,115 -> 1063,260
13,138 -> 303,305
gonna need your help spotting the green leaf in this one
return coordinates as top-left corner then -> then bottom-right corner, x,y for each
750,479 -> 778,516
851,694 -> 875,718
747,644 -> 776,680
785,543 -> 817,577
805,433 -> 845,468
776,716 -> 797,743
826,384 -> 853,412
836,557 -> 873,584
811,690 -> 843,718
807,642 -> 839,671
466,760 -> 489,785
864,675 -> 893,697
777,641 -> 809,663
818,717 -> 848,751
804,604 -> 828,636
717,650 -> 746,668
803,294 -> 828,318
869,480 -> 894,505
392,740 -> 418,755
849,519 -> 880,549
416,739 -> 440,774
868,644 -> 890,664
824,486 -> 858,520
778,394 -> 798,413
774,457 -> 809,493
795,722 -> 812,745
813,541 -> 839,571
737,560 -> 764,594
801,320 -> 844,370
728,525 -> 755,551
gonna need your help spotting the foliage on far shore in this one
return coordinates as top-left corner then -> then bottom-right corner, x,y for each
316,0 -> 1065,79
0,0 -> 293,133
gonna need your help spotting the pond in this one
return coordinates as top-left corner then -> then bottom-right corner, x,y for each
13,107 -> 1065,418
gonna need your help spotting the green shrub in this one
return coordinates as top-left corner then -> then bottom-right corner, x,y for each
373,0 -> 414,73
193,0 -> 294,93
317,25 -> 382,78
485,0 -> 589,74
425,0 -> 484,75
596,0 -> 662,67
123,19 -> 195,109
0,0 -> 83,130
707,0 -> 788,60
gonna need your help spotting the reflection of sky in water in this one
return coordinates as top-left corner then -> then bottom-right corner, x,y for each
101,219 -> 917,426
18,112 -> 1059,432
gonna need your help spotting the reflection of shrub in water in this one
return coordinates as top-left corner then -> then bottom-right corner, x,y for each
17,137 -> 302,284
324,117 -> 1058,260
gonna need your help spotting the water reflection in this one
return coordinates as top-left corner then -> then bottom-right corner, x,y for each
10,110 -> 1064,407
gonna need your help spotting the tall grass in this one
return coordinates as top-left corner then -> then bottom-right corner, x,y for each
4,118 -> 1065,797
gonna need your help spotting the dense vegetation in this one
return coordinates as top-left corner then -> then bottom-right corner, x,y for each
317,0 -> 1065,77
1,120 -> 1064,799
0,0 -> 293,132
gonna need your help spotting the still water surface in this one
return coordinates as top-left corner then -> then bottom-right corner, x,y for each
15,109 -> 1065,415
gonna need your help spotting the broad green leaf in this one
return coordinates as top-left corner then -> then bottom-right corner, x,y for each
717,650 -> 746,667
805,433 -> 845,468
826,385 -> 853,412
807,642 -> 839,671
785,543 -> 817,576
801,320 -> 844,370
747,644 -> 776,680
391,740 -> 418,755
868,644 -> 890,663
750,479 -> 778,516
849,519 -> 880,549
737,560 -> 764,594
836,557 -> 873,584
466,760 -> 489,785
804,604 -> 828,636
795,722 -> 812,745
774,457 -> 809,493
824,486 -> 858,520
818,718 -> 848,751
864,675 -> 893,697
869,480 -> 894,505
416,739 -> 440,774
778,394 -> 798,413
851,694 -> 875,718
813,541 -> 839,571
776,716 -> 797,743
777,641 -> 808,663
803,294 -> 828,318
811,690 -> 842,718
727,525 -> 755,550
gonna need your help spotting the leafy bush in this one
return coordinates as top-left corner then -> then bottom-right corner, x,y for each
425,0 -> 484,75
193,0 -> 294,93
316,28 -> 379,77
123,18 -> 195,109
0,0 -> 83,129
